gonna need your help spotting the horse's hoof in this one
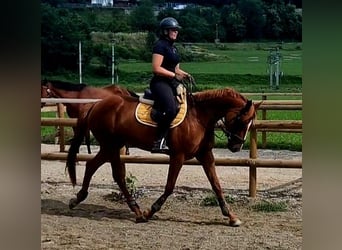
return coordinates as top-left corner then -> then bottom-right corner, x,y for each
229,218 -> 242,227
143,209 -> 152,219
136,216 -> 148,223
69,198 -> 78,209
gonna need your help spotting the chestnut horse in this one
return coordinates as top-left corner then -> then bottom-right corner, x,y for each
41,79 -> 137,154
66,87 -> 260,227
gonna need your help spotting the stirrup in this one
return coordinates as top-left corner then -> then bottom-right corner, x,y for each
151,138 -> 169,154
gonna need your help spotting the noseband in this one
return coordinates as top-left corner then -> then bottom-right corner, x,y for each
219,119 -> 248,144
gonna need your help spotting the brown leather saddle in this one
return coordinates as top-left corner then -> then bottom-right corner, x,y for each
135,88 -> 187,128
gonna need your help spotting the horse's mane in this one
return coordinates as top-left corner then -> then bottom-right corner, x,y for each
127,89 -> 139,98
43,79 -> 87,92
192,87 -> 247,103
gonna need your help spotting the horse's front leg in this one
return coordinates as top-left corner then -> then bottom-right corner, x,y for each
196,150 -> 242,227
143,154 -> 184,220
110,149 -> 147,223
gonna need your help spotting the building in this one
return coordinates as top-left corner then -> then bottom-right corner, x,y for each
91,0 -> 113,7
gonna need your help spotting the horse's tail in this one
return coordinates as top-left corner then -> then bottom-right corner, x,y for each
66,106 -> 92,187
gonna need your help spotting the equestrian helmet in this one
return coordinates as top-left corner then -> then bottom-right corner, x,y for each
160,17 -> 181,36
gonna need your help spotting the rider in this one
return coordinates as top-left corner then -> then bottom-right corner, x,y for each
150,17 -> 190,154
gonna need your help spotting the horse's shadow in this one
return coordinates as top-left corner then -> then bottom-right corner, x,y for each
151,215 -> 232,227
41,199 -> 135,222
41,198 -> 233,227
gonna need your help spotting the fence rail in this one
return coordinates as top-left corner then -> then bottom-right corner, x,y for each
41,152 -> 301,169
40,94 -> 302,197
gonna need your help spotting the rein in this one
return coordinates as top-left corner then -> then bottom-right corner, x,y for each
217,100 -> 253,144
181,75 -> 196,95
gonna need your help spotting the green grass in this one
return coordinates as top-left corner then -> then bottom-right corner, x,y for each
43,41 -> 301,87
118,53 -> 301,76
41,106 -> 302,151
41,111 -> 74,143
40,112 -> 59,136
251,200 -> 288,212
200,192 -> 235,206
41,94 -> 302,151
41,42 -> 302,151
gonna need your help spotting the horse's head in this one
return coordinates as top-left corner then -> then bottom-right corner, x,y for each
220,100 -> 260,152
41,80 -> 60,108
41,80 -> 51,108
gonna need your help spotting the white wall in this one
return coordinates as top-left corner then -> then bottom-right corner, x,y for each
91,0 -> 113,6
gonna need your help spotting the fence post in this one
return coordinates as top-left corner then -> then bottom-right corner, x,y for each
261,94 -> 267,148
249,127 -> 258,198
57,103 -> 65,152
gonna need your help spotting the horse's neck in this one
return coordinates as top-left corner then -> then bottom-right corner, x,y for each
49,88 -> 81,117
51,88 -> 80,99
193,95 -> 245,125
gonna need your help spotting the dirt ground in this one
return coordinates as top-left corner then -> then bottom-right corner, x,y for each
41,144 -> 302,250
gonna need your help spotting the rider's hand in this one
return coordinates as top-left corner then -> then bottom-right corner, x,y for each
174,72 -> 185,82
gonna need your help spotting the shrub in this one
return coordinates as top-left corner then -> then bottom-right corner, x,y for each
251,200 -> 288,212
200,192 -> 235,206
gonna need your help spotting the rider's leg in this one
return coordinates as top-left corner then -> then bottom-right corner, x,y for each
150,81 -> 177,154
151,120 -> 170,153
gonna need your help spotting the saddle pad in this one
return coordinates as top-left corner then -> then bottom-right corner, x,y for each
135,101 -> 187,128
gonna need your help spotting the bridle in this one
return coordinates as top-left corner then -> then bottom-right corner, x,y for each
42,85 -> 53,98
218,100 -> 254,144
41,84 -> 54,108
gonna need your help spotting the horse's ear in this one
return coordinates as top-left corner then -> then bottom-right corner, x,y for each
42,78 -> 48,86
246,100 -> 252,109
240,99 -> 253,114
253,101 -> 262,110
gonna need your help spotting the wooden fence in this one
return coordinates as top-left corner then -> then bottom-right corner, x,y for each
41,93 -> 302,197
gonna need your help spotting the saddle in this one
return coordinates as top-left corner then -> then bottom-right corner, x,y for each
135,86 -> 187,128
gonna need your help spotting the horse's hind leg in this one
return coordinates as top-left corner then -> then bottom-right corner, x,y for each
69,149 -> 107,209
197,151 -> 241,227
110,149 -> 147,223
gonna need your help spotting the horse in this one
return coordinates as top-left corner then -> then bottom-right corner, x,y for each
41,79 -> 137,154
66,86 -> 260,227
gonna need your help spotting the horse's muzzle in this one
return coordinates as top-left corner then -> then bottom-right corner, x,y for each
228,143 -> 243,153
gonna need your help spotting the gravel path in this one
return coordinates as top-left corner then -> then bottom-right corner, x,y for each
41,144 -> 302,249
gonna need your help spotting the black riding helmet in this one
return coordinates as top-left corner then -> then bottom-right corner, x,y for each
160,17 -> 181,37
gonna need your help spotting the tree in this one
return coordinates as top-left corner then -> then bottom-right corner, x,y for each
279,3 -> 302,41
263,5 -> 283,39
221,4 -> 246,42
41,3 -> 90,72
237,0 -> 266,40
108,9 -> 131,33
177,7 -> 212,42
129,0 -> 157,32
196,7 -> 221,42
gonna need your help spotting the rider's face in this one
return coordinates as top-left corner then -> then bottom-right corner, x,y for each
168,29 -> 178,41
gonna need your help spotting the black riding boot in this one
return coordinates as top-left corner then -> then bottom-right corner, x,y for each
151,125 -> 169,154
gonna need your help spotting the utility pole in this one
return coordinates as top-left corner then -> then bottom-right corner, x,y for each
111,40 -> 114,84
79,41 -> 82,84
215,23 -> 219,44
216,23 -> 218,40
